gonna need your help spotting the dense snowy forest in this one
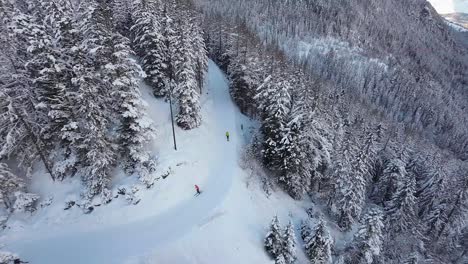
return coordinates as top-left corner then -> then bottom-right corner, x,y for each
0,0 -> 206,206
0,0 -> 467,263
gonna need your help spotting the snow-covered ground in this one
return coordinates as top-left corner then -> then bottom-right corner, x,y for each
445,19 -> 468,32
0,61 -> 315,263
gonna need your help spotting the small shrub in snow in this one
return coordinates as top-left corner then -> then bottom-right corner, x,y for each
101,188 -> 113,205
0,250 -> 18,263
125,186 -> 141,205
117,187 -> 127,196
117,186 -> 141,205
139,158 -> 158,188
64,200 -> 75,210
0,215 -> 7,229
161,167 -> 172,180
262,177 -> 273,197
13,192 -> 39,213
39,196 -> 53,208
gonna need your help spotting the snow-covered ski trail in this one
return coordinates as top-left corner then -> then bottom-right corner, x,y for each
1,61 -> 246,264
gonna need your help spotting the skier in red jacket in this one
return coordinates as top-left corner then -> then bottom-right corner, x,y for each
195,184 -> 201,195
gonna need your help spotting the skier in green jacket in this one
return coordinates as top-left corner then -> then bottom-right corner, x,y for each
226,131 -> 230,141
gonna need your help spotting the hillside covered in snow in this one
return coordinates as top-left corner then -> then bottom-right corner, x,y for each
0,0 -> 467,264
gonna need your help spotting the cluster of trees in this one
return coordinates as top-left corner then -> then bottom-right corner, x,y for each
0,0 -> 207,204
264,216 -> 297,264
126,0 -> 207,129
200,6 -> 468,264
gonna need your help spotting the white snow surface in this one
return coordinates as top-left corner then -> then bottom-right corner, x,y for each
0,61 -> 314,264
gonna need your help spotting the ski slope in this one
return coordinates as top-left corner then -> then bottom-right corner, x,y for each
1,61 -> 313,264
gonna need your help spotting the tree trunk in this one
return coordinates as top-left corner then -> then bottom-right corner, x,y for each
13,105 -> 55,181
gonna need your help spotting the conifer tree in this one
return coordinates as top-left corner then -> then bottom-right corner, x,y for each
0,163 -> 24,211
265,216 -> 283,259
380,158 -> 407,204
282,221 -> 297,264
403,252 -> 419,264
174,17 -> 202,129
304,218 -> 333,264
130,0 -> 168,97
74,2 -> 118,198
354,208 -> 384,264
105,32 -> 157,184
385,173 -> 417,234
331,131 -> 366,230
257,78 -> 292,170
3,9 -> 56,179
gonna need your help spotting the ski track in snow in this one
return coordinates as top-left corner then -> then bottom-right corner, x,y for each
1,61 -> 246,264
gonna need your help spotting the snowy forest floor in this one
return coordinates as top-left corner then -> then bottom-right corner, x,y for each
0,61 -> 316,264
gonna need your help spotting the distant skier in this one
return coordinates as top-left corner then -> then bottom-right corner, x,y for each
226,131 -> 230,141
195,184 -> 201,195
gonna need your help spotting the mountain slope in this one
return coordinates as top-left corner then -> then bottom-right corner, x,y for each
0,61 -> 316,264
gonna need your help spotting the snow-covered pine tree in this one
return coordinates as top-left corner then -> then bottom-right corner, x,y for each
130,0 -> 168,97
379,158 -> 407,205
417,164 -> 446,218
31,0 -> 74,138
73,1 -> 118,198
265,216 -> 283,259
174,17 -> 202,130
256,78 -> 292,170
189,18 -> 208,93
436,177 -> 468,241
279,96 -> 331,199
416,161 -> 449,237
282,221 -> 297,264
385,171 -> 417,234
402,252 -> 419,264
300,220 -> 312,242
160,3 -> 179,97
455,227 -> 468,263
112,0 -> 134,35
354,208 -> 384,264
330,130 -> 366,230
279,103 -> 309,199
3,9 -> 56,179
304,218 -> 333,264
105,31 -> 157,185
275,254 -> 287,264
30,0 -> 81,180
0,163 -> 24,211
358,127 -> 379,184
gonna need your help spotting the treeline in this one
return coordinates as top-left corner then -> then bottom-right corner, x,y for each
201,11 -> 468,264
195,0 -> 468,161
0,0 -> 207,206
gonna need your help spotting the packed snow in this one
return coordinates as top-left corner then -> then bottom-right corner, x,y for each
0,61 -> 319,264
